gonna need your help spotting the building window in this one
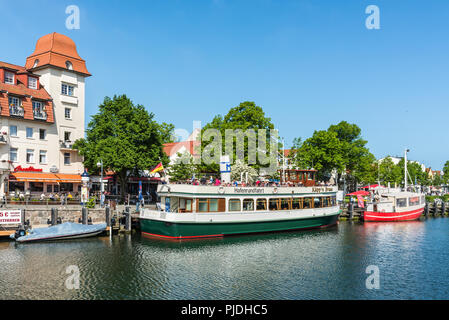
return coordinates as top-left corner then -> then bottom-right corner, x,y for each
39,150 -> 47,164
26,149 -> 34,163
61,83 -> 74,96
65,108 -> 72,119
64,131 -> 71,142
10,125 -> 17,137
66,61 -> 73,70
39,129 -> 46,140
64,152 -> 71,165
28,77 -> 37,89
4,71 -> 14,84
10,148 -> 18,162
32,101 -> 47,120
26,127 -> 33,139
8,96 -> 23,117
33,59 -> 39,68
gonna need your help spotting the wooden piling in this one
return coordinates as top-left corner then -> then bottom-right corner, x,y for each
82,207 -> 88,225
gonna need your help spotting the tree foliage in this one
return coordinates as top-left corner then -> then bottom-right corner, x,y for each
198,101 -> 276,174
289,121 -> 375,186
168,152 -> 198,182
73,95 -> 169,199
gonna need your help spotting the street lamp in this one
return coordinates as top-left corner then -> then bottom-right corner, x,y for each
97,159 -> 104,207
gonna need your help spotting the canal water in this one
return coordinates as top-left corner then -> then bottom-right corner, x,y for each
1,218 -> 449,300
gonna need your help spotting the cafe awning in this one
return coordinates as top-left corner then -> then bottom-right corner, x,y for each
9,172 -> 81,183
55,173 -> 82,183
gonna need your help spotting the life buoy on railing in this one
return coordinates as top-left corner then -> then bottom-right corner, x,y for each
273,187 -> 278,194
218,186 -> 225,194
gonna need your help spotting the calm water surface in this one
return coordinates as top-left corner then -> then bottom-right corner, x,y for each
1,218 -> 449,300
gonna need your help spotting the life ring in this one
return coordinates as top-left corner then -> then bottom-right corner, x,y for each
218,186 -> 225,194
273,187 -> 278,194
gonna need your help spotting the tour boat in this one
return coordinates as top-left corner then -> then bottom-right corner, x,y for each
363,149 -> 425,222
140,169 -> 341,239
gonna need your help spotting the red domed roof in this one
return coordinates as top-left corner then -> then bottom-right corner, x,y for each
25,32 -> 91,76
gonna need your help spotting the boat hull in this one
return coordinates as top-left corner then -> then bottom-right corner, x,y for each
16,229 -> 105,243
363,207 -> 424,222
140,212 -> 340,239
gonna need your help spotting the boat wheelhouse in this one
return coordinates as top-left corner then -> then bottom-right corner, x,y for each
140,184 -> 340,239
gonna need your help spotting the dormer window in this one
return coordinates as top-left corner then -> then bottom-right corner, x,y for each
4,71 -> 14,84
28,77 -> 38,89
65,61 -> 73,70
33,59 -> 39,68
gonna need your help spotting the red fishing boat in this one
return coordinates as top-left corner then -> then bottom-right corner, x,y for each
363,149 -> 425,222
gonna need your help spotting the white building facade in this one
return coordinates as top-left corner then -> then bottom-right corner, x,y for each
0,32 -> 90,198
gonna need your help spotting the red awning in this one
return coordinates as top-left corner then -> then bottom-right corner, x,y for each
362,184 -> 384,189
346,190 -> 370,196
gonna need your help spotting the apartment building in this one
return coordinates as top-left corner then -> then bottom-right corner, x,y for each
0,32 -> 90,197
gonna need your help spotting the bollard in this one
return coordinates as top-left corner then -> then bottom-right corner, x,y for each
50,208 -> 58,226
125,206 -> 131,231
21,209 -> 26,226
82,207 -> 88,225
348,203 -> 354,220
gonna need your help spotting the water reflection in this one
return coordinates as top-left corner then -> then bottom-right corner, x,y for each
1,219 -> 449,299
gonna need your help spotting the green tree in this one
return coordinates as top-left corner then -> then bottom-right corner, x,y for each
378,157 -> 402,186
168,152 -> 198,182
291,129 -> 345,180
199,101 -> 276,174
158,122 -> 176,144
443,161 -> 449,184
73,95 -> 168,200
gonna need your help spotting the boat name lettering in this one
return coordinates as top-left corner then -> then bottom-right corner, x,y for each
234,188 -> 265,194
312,187 -> 333,193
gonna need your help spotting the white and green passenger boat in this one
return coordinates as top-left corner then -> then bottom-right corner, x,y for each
140,170 -> 340,239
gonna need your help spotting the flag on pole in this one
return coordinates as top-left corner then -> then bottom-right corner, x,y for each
150,162 -> 164,175
357,195 -> 365,208
138,180 -> 143,201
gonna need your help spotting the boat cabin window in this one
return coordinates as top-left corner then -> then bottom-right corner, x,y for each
303,197 -> 312,209
269,199 -> 279,211
409,197 -> 419,206
256,199 -> 267,210
314,197 -> 321,208
229,199 -> 241,211
280,198 -> 291,210
179,198 -> 193,213
331,196 -> 337,206
243,199 -> 254,211
197,198 -> 224,212
396,198 -> 407,208
292,198 -> 302,210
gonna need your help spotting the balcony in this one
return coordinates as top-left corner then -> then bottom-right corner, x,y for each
9,105 -> 24,117
60,141 -> 73,150
33,110 -> 47,121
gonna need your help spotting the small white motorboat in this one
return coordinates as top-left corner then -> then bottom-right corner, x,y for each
10,222 -> 107,243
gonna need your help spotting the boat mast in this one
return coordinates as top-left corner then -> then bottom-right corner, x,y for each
404,148 -> 409,191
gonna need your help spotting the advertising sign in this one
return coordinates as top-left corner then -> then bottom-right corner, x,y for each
0,210 -> 22,225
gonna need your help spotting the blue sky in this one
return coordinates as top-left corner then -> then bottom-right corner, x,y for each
2,0 -> 449,169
